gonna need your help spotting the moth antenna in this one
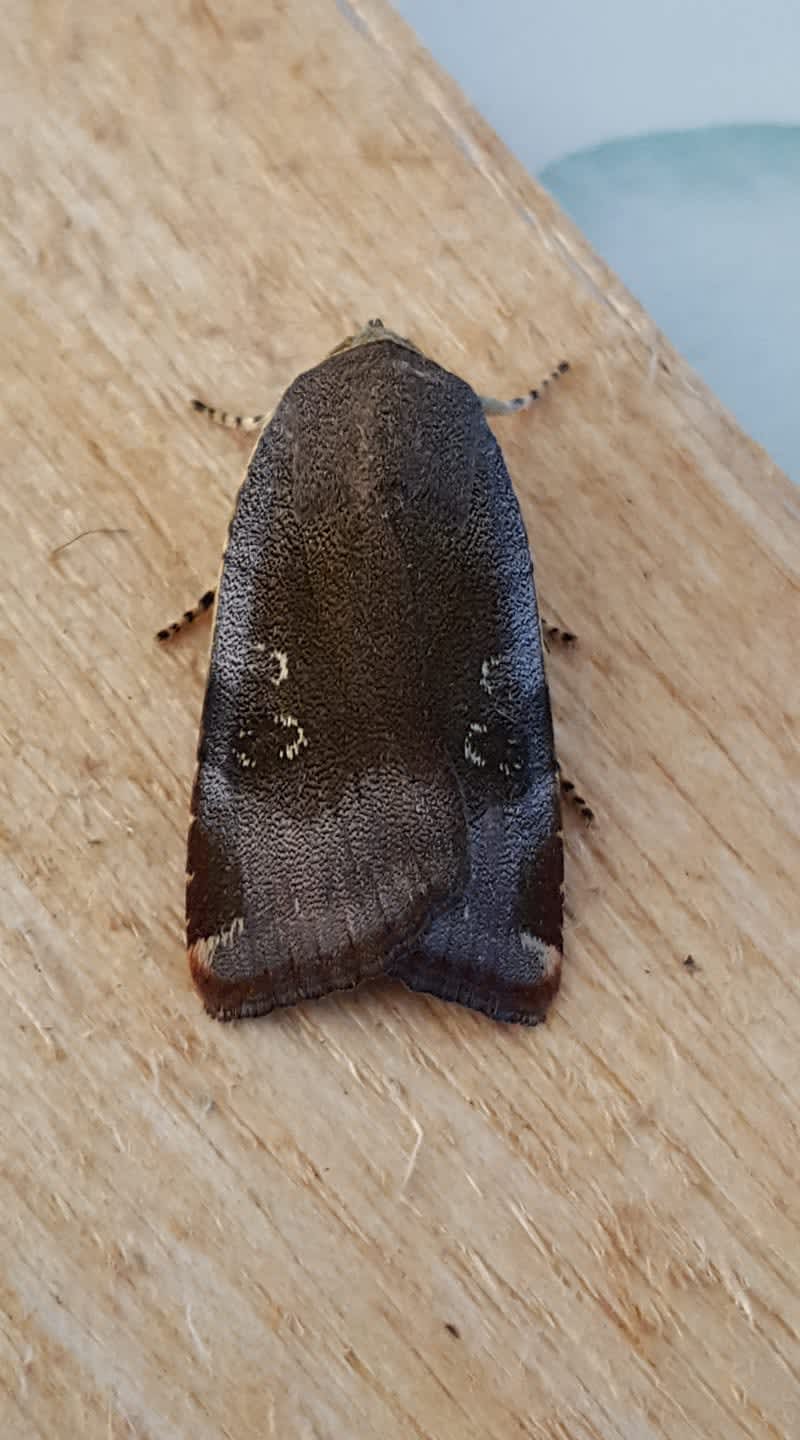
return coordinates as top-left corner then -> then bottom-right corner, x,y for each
480,360 -> 570,416
191,399 -> 265,433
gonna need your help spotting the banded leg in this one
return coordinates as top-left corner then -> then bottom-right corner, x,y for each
480,361 -> 569,416
156,589 -> 215,643
542,620 -> 577,649
558,769 -> 594,824
155,393 -> 263,642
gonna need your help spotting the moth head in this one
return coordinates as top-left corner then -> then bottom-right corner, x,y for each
327,318 -> 421,358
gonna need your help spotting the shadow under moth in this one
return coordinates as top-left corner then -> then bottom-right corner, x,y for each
161,319 -> 585,1026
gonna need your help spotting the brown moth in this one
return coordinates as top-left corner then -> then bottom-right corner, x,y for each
176,319 -> 568,1024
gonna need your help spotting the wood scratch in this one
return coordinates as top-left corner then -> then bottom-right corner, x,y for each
50,527 -> 129,558
400,1113 -> 424,1194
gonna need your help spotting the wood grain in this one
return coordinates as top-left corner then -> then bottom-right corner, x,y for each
1,2 -> 798,1437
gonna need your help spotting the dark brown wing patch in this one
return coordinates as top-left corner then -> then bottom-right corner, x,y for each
389,784 -> 563,1024
188,759 -> 466,1019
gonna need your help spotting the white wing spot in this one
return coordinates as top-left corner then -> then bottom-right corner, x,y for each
274,712 -> 308,761
190,916 -> 245,973
464,721 -> 487,767
481,656 -> 500,694
269,649 -> 289,686
520,931 -> 561,978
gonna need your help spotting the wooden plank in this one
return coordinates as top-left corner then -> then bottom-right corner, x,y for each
1,2 -> 798,1436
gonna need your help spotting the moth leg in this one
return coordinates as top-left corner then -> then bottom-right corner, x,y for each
542,619 -> 577,650
479,361 -> 570,416
155,588 -> 216,643
558,769 -> 594,824
191,399 -> 265,433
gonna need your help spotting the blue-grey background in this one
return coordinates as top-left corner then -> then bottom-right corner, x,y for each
394,0 -> 800,481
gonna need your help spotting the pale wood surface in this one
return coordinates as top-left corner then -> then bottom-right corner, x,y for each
2,3 -> 799,1437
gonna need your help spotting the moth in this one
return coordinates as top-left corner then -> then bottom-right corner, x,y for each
162,319 -> 583,1025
